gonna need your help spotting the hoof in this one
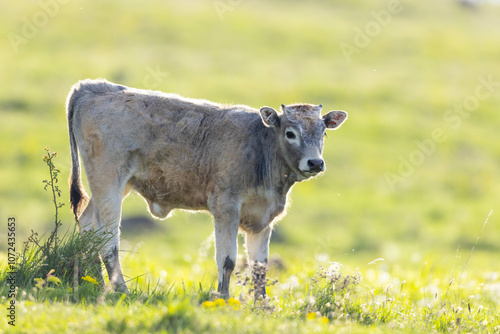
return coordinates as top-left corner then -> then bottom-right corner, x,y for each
114,283 -> 130,295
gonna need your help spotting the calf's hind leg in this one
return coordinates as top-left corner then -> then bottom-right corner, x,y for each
77,198 -> 105,284
95,186 -> 130,294
84,171 -> 131,294
210,193 -> 241,297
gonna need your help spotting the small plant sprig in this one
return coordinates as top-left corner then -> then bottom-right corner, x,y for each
0,146 -> 110,295
42,146 -> 64,251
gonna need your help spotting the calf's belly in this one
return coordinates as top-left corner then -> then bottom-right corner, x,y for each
129,176 -> 209,218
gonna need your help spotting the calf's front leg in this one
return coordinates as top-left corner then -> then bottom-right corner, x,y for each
246,225 -> 272,300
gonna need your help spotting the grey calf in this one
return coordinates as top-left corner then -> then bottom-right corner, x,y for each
66,79 -> 348,297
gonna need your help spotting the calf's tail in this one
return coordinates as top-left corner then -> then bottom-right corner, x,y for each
66,83 -> 89,220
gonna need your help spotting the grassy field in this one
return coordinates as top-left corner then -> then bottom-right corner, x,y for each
1,0 -> 500,332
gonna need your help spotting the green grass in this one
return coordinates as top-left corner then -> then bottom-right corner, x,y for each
2,244 -> 500,333
2,0 -> 500,332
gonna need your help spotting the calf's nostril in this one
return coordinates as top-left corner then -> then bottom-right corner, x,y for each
307,159 -> 324,171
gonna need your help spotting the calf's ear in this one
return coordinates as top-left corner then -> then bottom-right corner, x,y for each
323,110 -> 348,130
260,106 -> 281,128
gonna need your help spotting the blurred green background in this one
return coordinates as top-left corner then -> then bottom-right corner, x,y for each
1,0 -> 499,277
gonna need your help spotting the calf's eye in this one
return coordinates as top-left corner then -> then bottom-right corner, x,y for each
285,131 -> 296,139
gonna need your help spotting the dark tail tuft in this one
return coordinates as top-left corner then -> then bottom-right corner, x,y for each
69,176 -> 87,220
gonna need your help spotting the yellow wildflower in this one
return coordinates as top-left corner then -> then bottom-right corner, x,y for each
202,301 -> 215,308
213,298 -> 227,307
81,275 -> 99,285
227,297 -> 241,309
320,316 -> 329,324
306,312 -> 317,320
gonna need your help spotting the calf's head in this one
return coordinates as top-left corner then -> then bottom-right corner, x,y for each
260,103 -> 347,180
